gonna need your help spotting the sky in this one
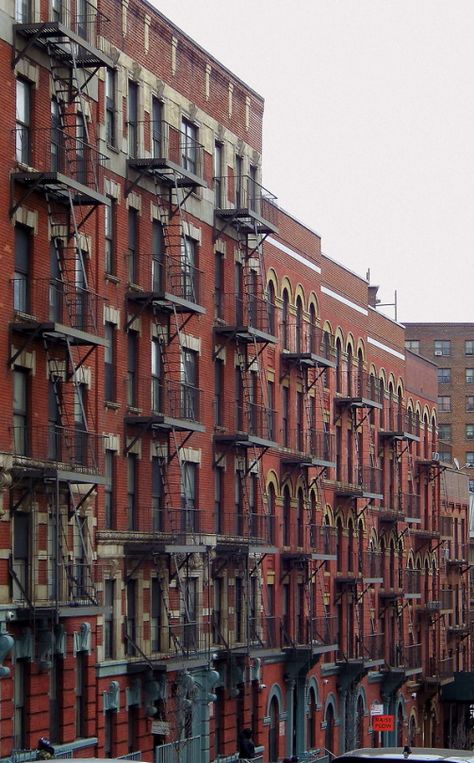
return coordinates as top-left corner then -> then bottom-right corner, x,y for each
150,0 -> 474,324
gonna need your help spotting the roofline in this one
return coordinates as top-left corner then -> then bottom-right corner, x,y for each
141,0 -> 265,102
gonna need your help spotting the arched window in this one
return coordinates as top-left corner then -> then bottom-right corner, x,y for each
379,379 -> 385,429
297,488 -> 304,546
347,345 -> 353,396
358,520 -> 364,574
348,519 -> 354,572
267,281 -> 276,336
309,304 -> 317,354
389,540 -> 395,589
336,339 -> 343,393
408,714 -> 416,746
337,518 -> 343,572
268,483 -> 276,545
357,349 -> 364,396
296,296 -> 303,353
309,492 -> 317,548
282,290 -> 290,350
283,486 -> 291,546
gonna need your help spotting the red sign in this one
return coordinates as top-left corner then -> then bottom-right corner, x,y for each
373,715 -> 395,732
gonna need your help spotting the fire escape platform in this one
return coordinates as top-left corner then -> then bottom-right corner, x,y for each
11,319 -> 107,347
127,158 -> 207,190
11,461 -> 106,485
281,451 -> 336,470
379,430 -> 420,442
215,207 -> 278,236
214,432 -> 277,450
126,288 -> 206,315
214,324 -> 277,345
125,414 -> 205,434
281,351 -> 336,369
12,171 -> 108,207
13,21 -> 114,69
334,396 -> 382,410
333,482 -> 383,500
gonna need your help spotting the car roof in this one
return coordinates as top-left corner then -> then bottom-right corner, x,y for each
334,749 -> 474,763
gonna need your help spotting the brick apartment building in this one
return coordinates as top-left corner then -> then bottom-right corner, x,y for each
0,0 -> 470,761
403,323 -> 474,484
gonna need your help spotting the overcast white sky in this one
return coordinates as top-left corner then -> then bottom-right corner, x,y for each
150,0 -> 474,324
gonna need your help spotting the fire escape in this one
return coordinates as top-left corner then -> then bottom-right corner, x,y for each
212,171 -> 279,697
123,114 -> 210,669
8,1 -> 111,651
279,314 -> 338,672
378,393 -> 423,701
332,355 -> 384,702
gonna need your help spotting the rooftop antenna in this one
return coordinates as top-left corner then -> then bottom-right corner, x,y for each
376,290 -> 398,322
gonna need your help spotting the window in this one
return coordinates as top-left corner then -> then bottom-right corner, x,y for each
405,339 -> 420,353
214,252 -> 224,318
77,0 -> 88,39
152,220 -> 164,292
214,141 -> 223,207
268,379 -> 275,440
151,578 -> 162,652
438,424 -> 451,442
181,347 -> 198,419
127,331 -> 138,407
104,579 -> 115,659
181,118 -> 197,174
13,659 -> 27,748
51,0 -> 64,22
466,452 -> 474,467
48,380 -> 61,461
249,164 -> 258,212
282,386 -> 289,447
51,98 -> 63,173
151,338 -> 161,412
467,396 -> 474,412
14,225 -> 30,313
127,454 -> 137,531
437,368 -> 451,384
104,322 -> 115,401
466,368 -> 474,384
235,154 -> 244,208
438,450 -> 451,463
466,425 -> 474,440
438,395 -> 451,412
74,383 -> 87,465
181,236 -> 196,301
128,80 -> 138,157
104,198 -> 116,274
466,340 -> 474,355
13,369 -> 28,455
469,479 -> 474,493
128,207 -> 138,283
105,69 -> 116,147
181,462 -> 197,531
151,456 -> 163,532
152,97 -> 162,158
214,465 -> 223,533
434,340 -> 450,356
126,579 -> 137,656
15,0 -> 32,22
16,78 -> 30,164
104,449 -> 115,529
214,358 -> 224,426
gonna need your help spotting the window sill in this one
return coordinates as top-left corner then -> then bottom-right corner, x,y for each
105,273 -> 120,284
105,401 -> 120,410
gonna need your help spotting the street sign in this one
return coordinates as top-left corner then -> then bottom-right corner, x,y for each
370,703 -> 384,716
373,715 -> 395,732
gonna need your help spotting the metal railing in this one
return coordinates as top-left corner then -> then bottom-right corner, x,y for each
13,127 -> 107,192
404,568 -> 421,595
309,524 -> 337,556
129,120 -> 204,178
128,377 -> 202,424
233,402 -> 276,442
215,175 -> 278,228
127,253 -> 203,307
335,368 -> 381,403
403,492 -> 420,519
11,424 -> 104,475
215,291 -> 275,336
15,0 -> 110,43
156,735 -> 201,763
335,464 -> 382,494
12,277 -> 103,336
287,428 -> 335,462
281,322 -> 335,361
215,510 -> 275,545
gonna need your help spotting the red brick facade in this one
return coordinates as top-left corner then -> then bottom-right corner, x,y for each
0,1 -> 470,762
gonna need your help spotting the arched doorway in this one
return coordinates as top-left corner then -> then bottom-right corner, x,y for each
268,696 -> 280,763
325,703 -> 336,757
397,704 -> 404,745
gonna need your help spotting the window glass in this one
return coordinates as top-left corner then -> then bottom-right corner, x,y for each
405,339 -> 420,353
466,424 -> 474,440
437,368 -> 451,384
466,340 -> 474,355
437,395 -> 451,412
434,340 -> 451,356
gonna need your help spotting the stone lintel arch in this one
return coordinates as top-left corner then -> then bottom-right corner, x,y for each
266,470 -> 280,496
346,333 -> 356,354
280,277 -> 294,305
305,676 -> 321,711
308,292 -> 319,319
265,682 -> 286,718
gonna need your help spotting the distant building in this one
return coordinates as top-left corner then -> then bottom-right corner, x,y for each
404,323 -> 474,491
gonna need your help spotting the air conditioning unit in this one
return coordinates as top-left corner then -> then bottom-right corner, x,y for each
431,452 -> 440,461
434,350 -> 443,356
